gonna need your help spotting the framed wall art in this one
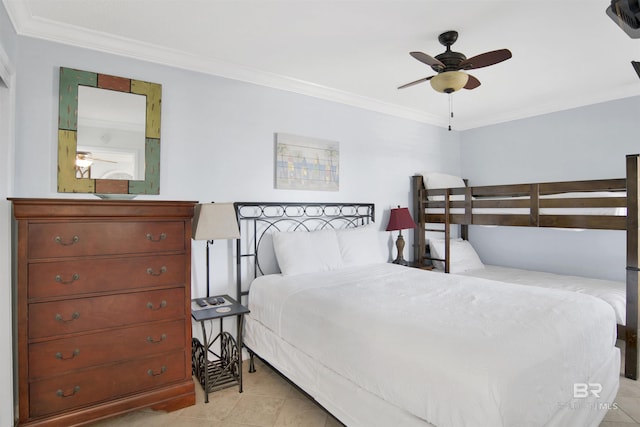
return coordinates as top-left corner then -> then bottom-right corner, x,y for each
275,133 -> 339,191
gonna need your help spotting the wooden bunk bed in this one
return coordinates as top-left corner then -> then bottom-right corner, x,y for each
411,153 -> 639,380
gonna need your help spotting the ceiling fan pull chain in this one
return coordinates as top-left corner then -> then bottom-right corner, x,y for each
448,93 -> 453,131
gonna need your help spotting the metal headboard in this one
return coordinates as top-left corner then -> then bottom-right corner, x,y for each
234,202 -> 375,303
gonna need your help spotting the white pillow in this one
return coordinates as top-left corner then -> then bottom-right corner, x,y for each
335,225 -> 387,266
428,238 -> 484,273
422,171 -> 465,189
421,172 -> 466,201
272,229 -> 343,276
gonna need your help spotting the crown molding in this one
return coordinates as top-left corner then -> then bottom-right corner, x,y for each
0,2 -> 15,85
0,40 -> 12,86
5,1 -> 638,131
3,1 -> 446,127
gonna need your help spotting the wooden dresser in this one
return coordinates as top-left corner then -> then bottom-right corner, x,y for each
10,198 -> 197,426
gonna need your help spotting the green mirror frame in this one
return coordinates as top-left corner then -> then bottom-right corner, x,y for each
57,67 -> 161,195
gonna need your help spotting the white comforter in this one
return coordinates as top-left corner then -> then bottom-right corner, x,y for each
248,263 -> 618,427
457,265 -> 626,325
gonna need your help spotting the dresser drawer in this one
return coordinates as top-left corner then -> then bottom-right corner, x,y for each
29,350 -> 187,418
28,221 -> 185,259
29,320 -> 186,379
29,254 -> 186,299
29,288 -> 185,339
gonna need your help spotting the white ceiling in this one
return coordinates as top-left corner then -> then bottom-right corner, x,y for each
4,0 -> 640,130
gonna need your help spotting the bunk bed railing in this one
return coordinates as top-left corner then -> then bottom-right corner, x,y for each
420,178 -> 628,231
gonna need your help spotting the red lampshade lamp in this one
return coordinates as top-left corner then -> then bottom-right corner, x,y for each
385,206 -> 417,265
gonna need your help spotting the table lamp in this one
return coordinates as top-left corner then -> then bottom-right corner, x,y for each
385,205 -> 417,265
192,202 -> 240,298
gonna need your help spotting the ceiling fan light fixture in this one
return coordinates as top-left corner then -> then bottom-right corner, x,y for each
75,152 -> 93,168
430,71 -> 469,93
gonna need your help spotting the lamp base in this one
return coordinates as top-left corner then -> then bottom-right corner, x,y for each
392,234 -> 408,266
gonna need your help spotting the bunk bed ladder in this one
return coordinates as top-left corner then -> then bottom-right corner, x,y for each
412,176 -> 448,268
444,186 -> 470,272
412,176 -> 426,266
411,175 -> 469,271
444,189 -> 451,273
627,153 -> 639,380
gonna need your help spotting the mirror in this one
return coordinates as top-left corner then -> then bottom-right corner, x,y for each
77,86 -> 146,181
58,67 -> 161,196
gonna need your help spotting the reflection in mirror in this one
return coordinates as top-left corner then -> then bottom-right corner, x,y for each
77,86 -> 146,180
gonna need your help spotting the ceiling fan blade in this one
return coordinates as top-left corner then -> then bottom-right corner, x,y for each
76,151 -> 118,164
397,76 -> 434,89
410,52 -> 445,70
459,49 -> 512,70
464,74 -> 481,90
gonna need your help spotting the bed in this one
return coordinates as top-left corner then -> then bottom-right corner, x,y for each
234,202 -> 620,427
411,153 -> 639,381
426,238 -> 627,326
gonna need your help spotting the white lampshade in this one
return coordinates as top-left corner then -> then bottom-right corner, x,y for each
192,203 -> 240,241
430,71 -> 469,93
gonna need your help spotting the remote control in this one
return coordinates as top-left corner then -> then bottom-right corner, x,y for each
217,297 -> 225,304
195,298 -> 207,307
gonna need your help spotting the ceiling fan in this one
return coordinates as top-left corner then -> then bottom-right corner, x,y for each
75,151 -> 117,168
398,30 -> 512,93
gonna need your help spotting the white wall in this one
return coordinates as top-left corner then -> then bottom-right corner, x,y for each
11,36 -> 461,297
5,30 -> 462,420
460,97 -> 640,281
0,2 -> 16,425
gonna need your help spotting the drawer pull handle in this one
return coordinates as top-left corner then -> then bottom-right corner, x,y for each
146,233 -> 167,242
56,386 -> 80,398
146,266 -> 167,276
147,366 -> 167,377
55,349 -> 80,360
55,312 -> 80,323
55,273 -> 80,284
147,334 -> 167,344
54,235 -> 79,246
146,300 -> 167,311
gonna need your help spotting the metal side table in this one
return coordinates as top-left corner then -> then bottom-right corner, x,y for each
191,294 -> 249,403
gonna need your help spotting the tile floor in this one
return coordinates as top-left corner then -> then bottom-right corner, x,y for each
93,357 -> 342,427
94,349 -> 640,427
